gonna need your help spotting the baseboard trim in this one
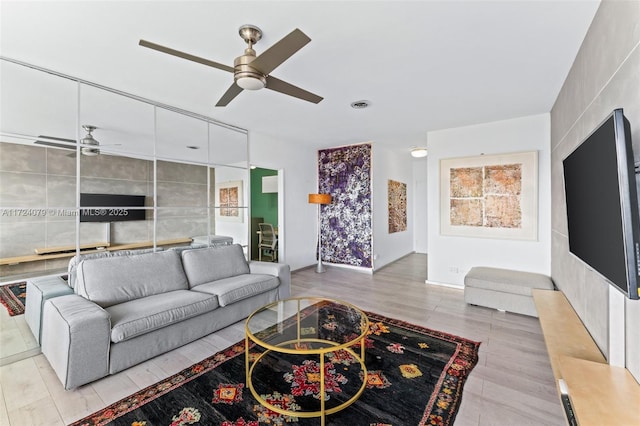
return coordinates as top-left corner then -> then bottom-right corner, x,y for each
326,262 -> 373,275
0,347 -> 41,367
425,280 -> 464,290
291,262 -> 373,275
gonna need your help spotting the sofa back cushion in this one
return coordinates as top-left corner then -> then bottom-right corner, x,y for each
181,244 -> 250,288
67,248 -> 162,289
76,250 -> 189,307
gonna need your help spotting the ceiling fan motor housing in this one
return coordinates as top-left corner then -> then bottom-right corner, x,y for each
234,48 -> 266,90
80,124 -> 100,155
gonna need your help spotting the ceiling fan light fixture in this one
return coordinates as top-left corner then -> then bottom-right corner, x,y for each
81,147 -> 100,156
235,73 -> 266,90
411,147 -> 428,158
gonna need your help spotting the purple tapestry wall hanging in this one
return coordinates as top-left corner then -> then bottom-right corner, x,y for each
318,143 -> 372,268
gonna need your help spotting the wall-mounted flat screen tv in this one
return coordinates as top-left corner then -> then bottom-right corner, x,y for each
80,193 -> 146,223
563,108 -> 639,300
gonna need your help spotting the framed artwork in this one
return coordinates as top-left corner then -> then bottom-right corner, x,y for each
215,180 -> 243,222
440,151 -> 538,240
388,179 -> 407,233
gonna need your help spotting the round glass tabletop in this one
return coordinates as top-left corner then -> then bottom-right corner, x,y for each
245,297 -> 369,353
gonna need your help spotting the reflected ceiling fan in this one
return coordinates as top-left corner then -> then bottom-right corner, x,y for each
139,25 -> 323,107
75,125 -> 101,156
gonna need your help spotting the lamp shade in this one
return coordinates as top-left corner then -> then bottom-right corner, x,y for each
308,193 -> 331,204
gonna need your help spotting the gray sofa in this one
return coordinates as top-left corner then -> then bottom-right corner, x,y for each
27,248 -> 167,345
26,238 -> 233,346
40,244 -> 290,389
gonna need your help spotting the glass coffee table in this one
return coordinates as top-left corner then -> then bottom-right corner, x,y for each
245,297 -> 369,425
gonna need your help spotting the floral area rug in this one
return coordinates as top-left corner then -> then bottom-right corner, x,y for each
0,281 -> 27,316
71,307 -> 480,426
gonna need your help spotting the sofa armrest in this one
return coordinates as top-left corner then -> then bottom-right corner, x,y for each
41,294 -> 111,389
25,276 -> 74,345
249,261 -> 291,299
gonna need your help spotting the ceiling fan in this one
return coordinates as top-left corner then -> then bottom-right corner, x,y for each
139,25 -> 323,107
32,125 -> 119,156
76,125 -> 101,156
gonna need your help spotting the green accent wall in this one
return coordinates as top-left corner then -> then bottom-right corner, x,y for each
250,168 -> 278,226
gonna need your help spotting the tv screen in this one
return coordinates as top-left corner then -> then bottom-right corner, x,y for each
563,109 -> 639,300
80,193 -> 146,222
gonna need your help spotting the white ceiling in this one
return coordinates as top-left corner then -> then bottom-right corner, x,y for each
0,0 -> 600,152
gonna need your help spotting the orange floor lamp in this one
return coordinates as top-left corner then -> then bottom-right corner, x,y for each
308,193 -> 332,273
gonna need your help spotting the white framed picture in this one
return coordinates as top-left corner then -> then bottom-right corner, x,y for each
215,180 -> 244,223
440,151 -> 538,240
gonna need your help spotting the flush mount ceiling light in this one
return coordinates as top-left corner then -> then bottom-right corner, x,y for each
411,147 -> 428,158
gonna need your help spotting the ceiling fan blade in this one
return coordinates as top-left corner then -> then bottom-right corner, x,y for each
250,28 -> 311,75
139,39 -> 234,73
265,76 -> 323,104
34,135 -> 77,150
215,83 -> 244,107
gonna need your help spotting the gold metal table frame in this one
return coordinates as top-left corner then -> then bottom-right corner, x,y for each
245,297 -> 370,425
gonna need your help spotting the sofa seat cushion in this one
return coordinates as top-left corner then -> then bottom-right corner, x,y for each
190,274 -> 279,307
76,250 -> 189,308
106,290 -> 219,343
181,244 -> 250,288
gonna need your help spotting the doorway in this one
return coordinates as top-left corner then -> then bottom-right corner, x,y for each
250,167 -> 280,261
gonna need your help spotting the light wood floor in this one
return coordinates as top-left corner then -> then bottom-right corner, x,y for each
0,254 -> 565,425
0,280 -> 46,365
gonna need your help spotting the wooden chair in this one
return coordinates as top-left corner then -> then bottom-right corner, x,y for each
258,223 -> 278,262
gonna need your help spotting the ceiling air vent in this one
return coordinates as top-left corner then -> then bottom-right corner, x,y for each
350,100 -> 371,109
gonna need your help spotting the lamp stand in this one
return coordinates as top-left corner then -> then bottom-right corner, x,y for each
315,203 -> 325,273
308,193 -> 331,273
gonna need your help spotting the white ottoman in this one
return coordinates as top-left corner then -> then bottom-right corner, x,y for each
464,267 -> 554,317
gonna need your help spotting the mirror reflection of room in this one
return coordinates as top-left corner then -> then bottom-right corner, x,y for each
0,58 -> 250,365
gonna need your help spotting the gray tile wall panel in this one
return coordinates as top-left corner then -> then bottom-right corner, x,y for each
550,0 -> 640,380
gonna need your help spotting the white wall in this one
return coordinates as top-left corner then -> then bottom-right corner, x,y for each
426,113 -> 551,286
250,134 -> 417,272
413,158 -> 428,254
372,144 -> 415,270
249,131 -> 318,271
